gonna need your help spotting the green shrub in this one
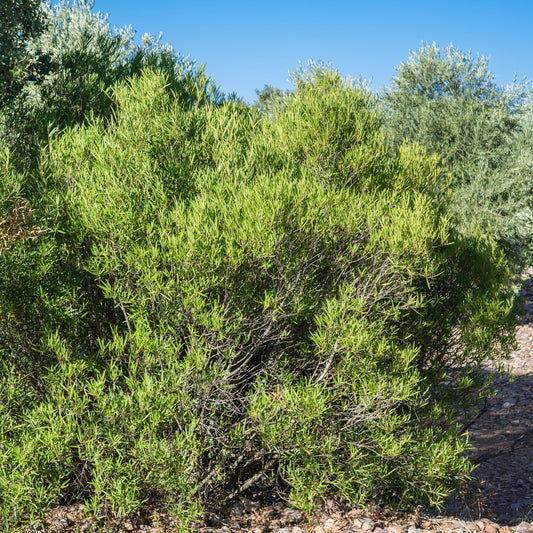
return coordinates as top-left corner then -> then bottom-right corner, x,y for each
0,68 -> 517,530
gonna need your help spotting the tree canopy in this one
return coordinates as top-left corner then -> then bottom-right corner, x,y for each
384,43 -> 533,265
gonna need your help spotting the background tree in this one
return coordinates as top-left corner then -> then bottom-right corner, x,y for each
0,0 -> 47,107
384,42 -> 533,266
255,83 -> 290,119
1,0 -> 224,171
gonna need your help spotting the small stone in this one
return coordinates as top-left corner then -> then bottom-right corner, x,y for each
515,523 -> 533,533
499,527 -> 513,533
387,526 -> 405,533
277,528 -> 290,533
253,527 -> 270,533
292,528 -> 305,533
285,509 -> 303,524
50,518 -> 73,531
407,527 -> 421,533
466,522 -> 479,531
324,499 -> 338,512
484,524 -> 499,533
324,518 -> 337,531
361,518 -> 376,532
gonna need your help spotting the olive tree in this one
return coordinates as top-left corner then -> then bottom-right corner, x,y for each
1,0 -> 221,172
384,43 -> 532,265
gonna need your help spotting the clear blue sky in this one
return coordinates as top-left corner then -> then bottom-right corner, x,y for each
95,0 -> 533,104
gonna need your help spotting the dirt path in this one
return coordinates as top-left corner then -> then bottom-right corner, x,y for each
441,270 -> 533,525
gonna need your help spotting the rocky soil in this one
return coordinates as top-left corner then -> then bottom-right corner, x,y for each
23,272 -> 533,533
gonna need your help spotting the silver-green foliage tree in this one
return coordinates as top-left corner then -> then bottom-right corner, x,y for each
255,83 -> 290,119
0,67 -> 518,529
1,0 -> 222,170
384,43 -> 533,265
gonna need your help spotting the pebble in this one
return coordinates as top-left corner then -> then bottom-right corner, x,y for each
387,525 -> 405,533
323,518 -> 337,531
353,518 -> 374,530
361,518 -> 376,531
285,509 -> 303,523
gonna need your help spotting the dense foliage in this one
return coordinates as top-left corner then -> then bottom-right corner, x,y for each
0,4 -> 525,532
0,0 -> 46,106
384,43 -> 533,265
